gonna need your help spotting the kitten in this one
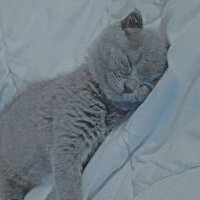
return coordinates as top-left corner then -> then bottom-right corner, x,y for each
0,9 -> 167,200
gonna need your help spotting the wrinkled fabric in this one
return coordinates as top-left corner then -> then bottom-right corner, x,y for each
0,0 -> 200,200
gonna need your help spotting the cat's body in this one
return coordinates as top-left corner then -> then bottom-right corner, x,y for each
0,66 -> 124,199
0,10 -> 167,200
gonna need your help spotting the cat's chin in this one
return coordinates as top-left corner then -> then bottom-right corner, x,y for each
111,100 -> 141,111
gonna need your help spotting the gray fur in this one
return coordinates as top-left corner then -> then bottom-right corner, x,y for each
0,10 -> 167,200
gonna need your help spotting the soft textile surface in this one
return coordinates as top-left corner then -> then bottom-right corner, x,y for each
0,0 -> 200,199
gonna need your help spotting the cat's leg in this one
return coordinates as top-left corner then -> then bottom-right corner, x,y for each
52,146 -> 83,200
52,128 -> 88,200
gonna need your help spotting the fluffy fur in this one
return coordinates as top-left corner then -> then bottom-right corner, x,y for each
0,10 -> 167,200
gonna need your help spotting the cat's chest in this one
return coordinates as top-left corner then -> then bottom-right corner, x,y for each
54,86 -> 109,139
73,95 -> 109,143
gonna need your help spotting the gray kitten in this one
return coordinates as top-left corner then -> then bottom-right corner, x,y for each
0,10 -> 167,200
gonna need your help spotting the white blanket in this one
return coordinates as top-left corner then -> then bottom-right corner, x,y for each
1,0 -> 200,199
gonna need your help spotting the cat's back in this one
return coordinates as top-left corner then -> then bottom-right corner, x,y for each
0,65 -> 89,129
0,66 -> 91,180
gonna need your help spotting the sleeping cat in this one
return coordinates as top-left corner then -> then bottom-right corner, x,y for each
0,10 -> 167,200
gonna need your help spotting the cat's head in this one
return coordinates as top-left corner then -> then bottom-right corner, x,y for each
88,9 -> 167,111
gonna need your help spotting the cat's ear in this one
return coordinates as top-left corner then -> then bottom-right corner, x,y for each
121,9 -> 143,33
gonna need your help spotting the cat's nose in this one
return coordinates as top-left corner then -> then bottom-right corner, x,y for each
123,80 -> 138,93
124,83 -> 133,93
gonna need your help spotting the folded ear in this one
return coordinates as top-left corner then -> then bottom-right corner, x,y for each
121,9 -> 143,32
